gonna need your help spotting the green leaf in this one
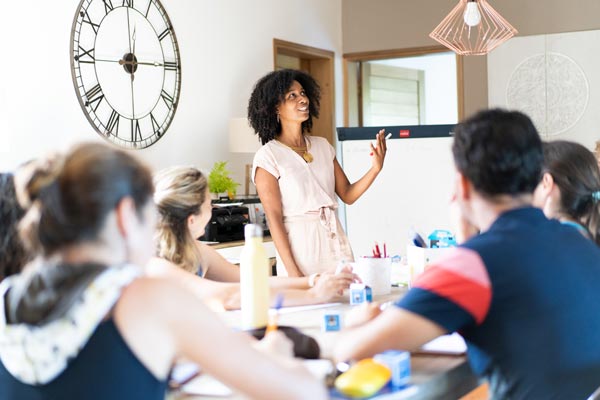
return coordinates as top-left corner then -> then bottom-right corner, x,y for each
208,161 -> 240,195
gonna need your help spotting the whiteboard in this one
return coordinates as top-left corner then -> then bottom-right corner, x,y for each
338,125 -> 455,259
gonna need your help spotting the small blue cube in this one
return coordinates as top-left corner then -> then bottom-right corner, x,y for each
374,350 -> 411,387
322,313 -> 341,331
349,283 -> 373,305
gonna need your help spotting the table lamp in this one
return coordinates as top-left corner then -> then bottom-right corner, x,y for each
228,117 -> 261,196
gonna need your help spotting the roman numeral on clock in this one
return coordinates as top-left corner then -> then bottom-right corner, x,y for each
132,119 -> 142,142
84,83 -> 104,110
158,27 -> 171,41
81,11 -> 100,34
76,46 -> 95,64
164,61 -> 178,71
150,113 -> 162,136
161,90 -> 174,109
106,110 -> 120,135
102,0 -> 114,14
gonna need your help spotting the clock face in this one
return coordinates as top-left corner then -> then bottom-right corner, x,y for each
70,0 -> 181,149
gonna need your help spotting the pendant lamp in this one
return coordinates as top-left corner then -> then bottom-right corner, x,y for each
430,0 -> 517,56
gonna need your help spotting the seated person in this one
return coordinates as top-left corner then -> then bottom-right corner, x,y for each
332,109 -> 600,400
148,166 -> 358,309
533,140 -> 600,244
0,143 -> 326,400
0,173 -> 29,281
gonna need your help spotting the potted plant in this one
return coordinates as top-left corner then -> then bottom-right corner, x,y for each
208,161 -> 239,200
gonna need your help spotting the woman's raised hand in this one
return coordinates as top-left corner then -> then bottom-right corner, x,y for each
370,129 -> 388,172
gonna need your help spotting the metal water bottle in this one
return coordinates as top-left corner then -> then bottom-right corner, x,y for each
240,224 -> 269,329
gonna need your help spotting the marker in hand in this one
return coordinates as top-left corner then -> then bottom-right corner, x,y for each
265,293 -> 284,334
370,132 -> 392,156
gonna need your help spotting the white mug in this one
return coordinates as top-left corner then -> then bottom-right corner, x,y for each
352,257 -> 392,296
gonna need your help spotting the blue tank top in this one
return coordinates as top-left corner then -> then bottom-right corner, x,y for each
0,318 -> 168,400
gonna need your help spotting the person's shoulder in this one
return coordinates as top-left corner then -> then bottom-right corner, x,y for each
309,136 -> 331,147
117,275 -> 186,316
253,141 -> 278,160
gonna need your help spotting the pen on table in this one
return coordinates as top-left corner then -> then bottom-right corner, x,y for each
266,293 -> 284,334
370,132 -> 392,156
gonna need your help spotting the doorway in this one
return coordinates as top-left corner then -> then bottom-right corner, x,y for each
273,39 -> 336,146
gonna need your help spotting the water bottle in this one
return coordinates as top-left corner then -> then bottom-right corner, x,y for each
240,224 -> 269,329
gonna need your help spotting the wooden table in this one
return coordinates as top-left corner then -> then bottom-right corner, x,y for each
170,288 -> 479,399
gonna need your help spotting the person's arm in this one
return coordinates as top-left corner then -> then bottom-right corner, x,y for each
275,268 -> 358,307
254,167 -> 303,277
198,241 -> 241,282
145,257 -> 240,311
335,129 -> 387,205
334,244 -> 492,362
115,277 -> 327,400
333,305 -> 446,363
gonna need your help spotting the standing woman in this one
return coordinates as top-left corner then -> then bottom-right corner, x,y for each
248,69 -> 387,277
533,140 -> 600,245
150,166 -> 356,308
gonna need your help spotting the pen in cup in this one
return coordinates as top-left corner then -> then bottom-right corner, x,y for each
370,132 -> 392,156
265,293 -> 284,334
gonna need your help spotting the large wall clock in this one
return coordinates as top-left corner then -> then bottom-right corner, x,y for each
70,0 -> 181,149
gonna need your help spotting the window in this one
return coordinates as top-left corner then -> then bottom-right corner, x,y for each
344,47 -> 463,127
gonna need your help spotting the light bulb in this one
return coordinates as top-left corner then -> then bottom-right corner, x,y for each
463,1 -> 481,27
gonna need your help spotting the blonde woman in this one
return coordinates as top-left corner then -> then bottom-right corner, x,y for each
0,143 -> 325,400
147,166 -> 357,309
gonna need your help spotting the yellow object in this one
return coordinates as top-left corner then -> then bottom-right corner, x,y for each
240,225 -> 270,329
334,359 -> 392,398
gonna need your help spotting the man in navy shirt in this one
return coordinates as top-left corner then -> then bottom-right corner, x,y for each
333,109 -> 600,399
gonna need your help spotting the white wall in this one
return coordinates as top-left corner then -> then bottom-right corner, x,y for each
0,0 -> 343,188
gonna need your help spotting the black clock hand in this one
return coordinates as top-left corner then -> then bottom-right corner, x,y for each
94,58 -> 166,67
126,7 -> 133,54
119,60 -> 165,67
132,26 -> 137,56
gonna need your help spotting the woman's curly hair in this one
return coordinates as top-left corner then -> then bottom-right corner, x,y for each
247,69 -> 321,145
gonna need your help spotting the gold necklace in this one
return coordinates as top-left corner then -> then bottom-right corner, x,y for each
277,138 -> 313,163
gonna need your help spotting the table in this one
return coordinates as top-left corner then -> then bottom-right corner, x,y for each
169,288 -> 479,399
209,237 -> 276,264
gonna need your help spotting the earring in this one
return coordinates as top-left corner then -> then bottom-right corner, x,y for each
277,113 -> 280,124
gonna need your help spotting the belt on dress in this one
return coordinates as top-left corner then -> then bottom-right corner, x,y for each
283,207 -> 342,258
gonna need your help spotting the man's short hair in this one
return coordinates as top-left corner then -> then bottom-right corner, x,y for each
452,109 -> 543,197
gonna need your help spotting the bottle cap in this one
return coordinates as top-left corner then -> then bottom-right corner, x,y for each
244,224 -> 263,239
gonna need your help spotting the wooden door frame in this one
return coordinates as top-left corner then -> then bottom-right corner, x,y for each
342,45 -> 464,127
273,39 -> 336,145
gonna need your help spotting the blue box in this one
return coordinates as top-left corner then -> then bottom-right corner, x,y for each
349,284 -> 373,305
322,313 -> 341,331
374,350 -> 411,387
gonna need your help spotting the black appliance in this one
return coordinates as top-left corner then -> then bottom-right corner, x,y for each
200,205 -> 250,242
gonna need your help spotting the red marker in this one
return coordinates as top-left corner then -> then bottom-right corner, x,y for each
370,132 -> 392,156
374,242 -> 382,258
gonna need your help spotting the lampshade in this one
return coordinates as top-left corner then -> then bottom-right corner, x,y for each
228,117 -> 261,153
430,0 -> 517,56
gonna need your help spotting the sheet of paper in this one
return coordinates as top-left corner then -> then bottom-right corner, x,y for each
275,302 -> 343,314
181,374 -> 233,397
419,333 -> 467,355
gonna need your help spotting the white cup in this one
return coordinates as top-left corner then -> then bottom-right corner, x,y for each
352,257 -> 392,296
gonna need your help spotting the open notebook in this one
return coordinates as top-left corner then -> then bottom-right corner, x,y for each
416,333 -> 467,355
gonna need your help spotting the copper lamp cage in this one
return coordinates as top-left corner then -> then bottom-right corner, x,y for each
430,0 -> 517,56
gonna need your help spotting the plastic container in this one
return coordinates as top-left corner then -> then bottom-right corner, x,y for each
334,358 -> 392,398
